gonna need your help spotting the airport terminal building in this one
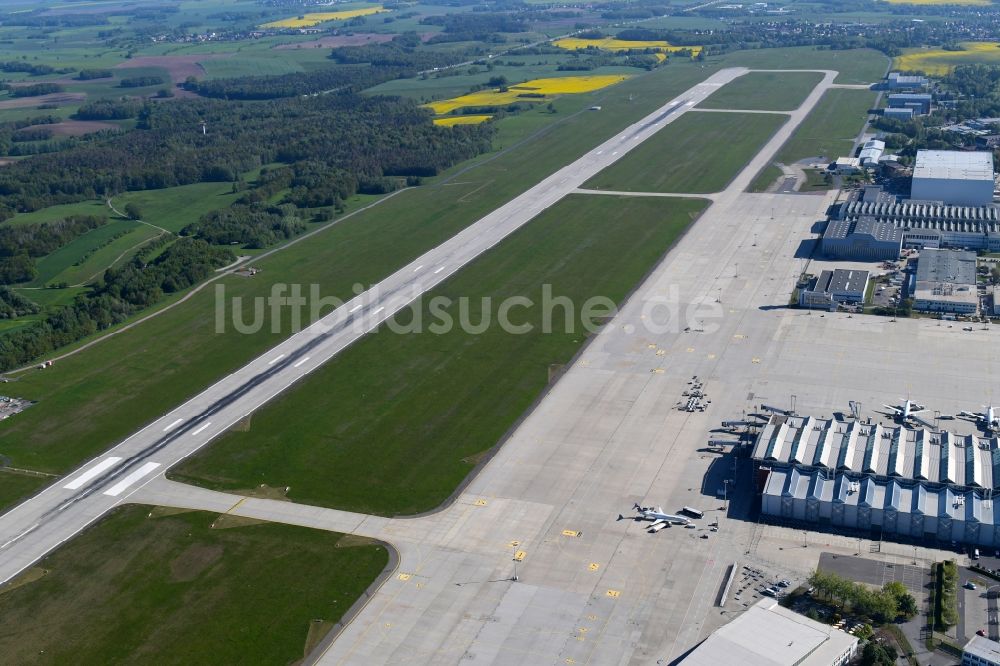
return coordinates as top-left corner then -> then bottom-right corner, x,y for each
754,415 -> 1000,548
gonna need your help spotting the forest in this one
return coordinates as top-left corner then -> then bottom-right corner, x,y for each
0,215 -> 107,284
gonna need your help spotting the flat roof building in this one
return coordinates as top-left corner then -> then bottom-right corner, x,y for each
911,150 -> 995,206
889,93 -> 932,115
833,157 -> 861,174
888,72 -> 929,90
799,269 -> 870,310
913,248 -> 978,314
963,635 -> 1000,666
681,598 -> 858,666
885,107 -> 914,121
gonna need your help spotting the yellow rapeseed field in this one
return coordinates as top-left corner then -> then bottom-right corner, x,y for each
884,0 -> 989,5
893,41 -> 1000,76
425,75 -> 630,114
433,115 -> 493,126
553,37 -> 702,58
262,6 -> 385,28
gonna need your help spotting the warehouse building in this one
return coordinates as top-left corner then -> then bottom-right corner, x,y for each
912,248 -> 978,315
798,269 -> 870,309
887,72 -> 929,90
821,216 -> 903,261
963,635 -> 1000,666
911,150 -> 995,206
888,93 -> 932,115
681,598 -> 858,666
884,107 -> 914,121
754,414 -> 1000,548
858,139 -> 885,166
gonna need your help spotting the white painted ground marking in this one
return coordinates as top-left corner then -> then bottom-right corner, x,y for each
372,306 -> 385,315
268,353 -> 285,365
191,422 -> 212,436
413,265 -> 424,272
293,357 -> 311,368
103,462 -> 161,497
163,418 -> 183,432
349,304 -> 362,313
1,524 -> 38,549
62,457 -> 122,490
433,266 -> 446,274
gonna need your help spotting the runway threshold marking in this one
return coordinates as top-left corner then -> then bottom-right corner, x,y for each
163,418 -> 183,432
268,354 -> 285,365
293,357 -> 311,368
103,462 -> 161,497
63,457 -> 122,490
191,422 -> 212,436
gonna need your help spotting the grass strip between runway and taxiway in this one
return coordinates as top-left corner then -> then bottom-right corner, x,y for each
170,193 -> 708,516
0,504 -> 388,664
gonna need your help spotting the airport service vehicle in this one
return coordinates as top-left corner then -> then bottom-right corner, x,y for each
680,506 -> 704,519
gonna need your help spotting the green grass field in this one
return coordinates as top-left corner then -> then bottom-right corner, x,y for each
0,471 -> 47,510
697,71 -> 823,111
583,111 -> 787,194
749,87 -> 877,192
29,221 -> 161,287
0,505 -> 388,665
112,181 -> 245,234
4,200 -> 111,227
706,46 -> 889,85
171,194 -> 706,515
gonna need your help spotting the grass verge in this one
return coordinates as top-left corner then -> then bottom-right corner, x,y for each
0,505 -> 388,665
0,471 -> 49,509
171,194 -> 707,515
583,111 -> 787,194
697,71 -> 823,111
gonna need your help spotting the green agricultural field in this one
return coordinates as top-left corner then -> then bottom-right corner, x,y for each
697,71 -> 823,111
4,200 -> 111,227
172,194 -> 706,515
0,59 -> 726,485
0,472 -> 47,509
0,505 -> 388,665
583,111 -> 787,194
29,220 -> 160,287
112,181 -> 245,234
749,87 -> 877,192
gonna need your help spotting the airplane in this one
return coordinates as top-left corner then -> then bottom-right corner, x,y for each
619,503 -> 691,532
882,399 -> 926,423
960,405 -> 999,432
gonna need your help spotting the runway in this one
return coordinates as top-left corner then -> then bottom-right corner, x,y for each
0,67 -> 755,587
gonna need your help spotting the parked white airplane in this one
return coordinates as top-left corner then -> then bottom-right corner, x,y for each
619,503 -> 691,532
960,405 -> 999,432
882,399 -> 926,423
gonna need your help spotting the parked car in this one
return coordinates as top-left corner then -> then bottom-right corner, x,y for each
965,581 -> 977,590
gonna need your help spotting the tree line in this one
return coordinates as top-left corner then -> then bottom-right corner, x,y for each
0,215 -> 107,284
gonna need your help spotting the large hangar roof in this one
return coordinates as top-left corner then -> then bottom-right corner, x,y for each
913,150 -> 994,182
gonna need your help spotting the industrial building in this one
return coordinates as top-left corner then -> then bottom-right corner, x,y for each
887,72 -> 929,90
681,598 -> 858,666
884,107 -> 914,121
821,216 -> 904,261
832,157 -> 861,174
911,150 -> 995,206
912,248 -> 979,315
858,139 -> 885,166
755,414 -> 1000,548
964,635 -> 1000,666
798,269 -> 870,310
888,93 -> 932,115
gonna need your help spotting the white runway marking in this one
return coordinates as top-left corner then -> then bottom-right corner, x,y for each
163,418 -> 183,432
1,524 -> 38,549
372,306 -> 384,315
413,265 -> 424,272
62,457 -> 122,490
191,422 -> 212,436
349,304 -> 362,313
293,357 -> 310,368
103,462 -> 160,497
434,266 -> 445,274
268,354 -> 285,365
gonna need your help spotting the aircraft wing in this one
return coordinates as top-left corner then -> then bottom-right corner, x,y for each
649,519 -> 667,528
882,404 -> 900,413
911,414 -> 936,429
648,522 -> 669,533
960,411 -> 981,419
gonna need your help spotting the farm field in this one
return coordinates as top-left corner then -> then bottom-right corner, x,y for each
553,37 -> 703,57
0,61 -> 722,491
261,6 -> 387,29
171,194 -> 707,515
894,41 -> 1000,76
749,88 -> 877,192
697,71 -> 823,111
3,200 -> 110,227
584,111 -> 787,194
29,220 -> 161,287
884,0 -> 989,5
0,505 -> 389,665
434,115 -> 492,126
425,74 -> 631,114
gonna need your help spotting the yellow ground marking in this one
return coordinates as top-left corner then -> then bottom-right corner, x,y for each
474,498 -> 488,506
514,550 -> 526,561
589,562 -> 600,571
606,589 -> 621,598
398,573 -> 412,581
562,529 -> 580,537
586,614 -> 598,621
651,368 -> 665,374
647,344 -> 657,349
578,627 -> 589,633
225,497 -> 247,514
566,659 -> 576,664
707,353 -> 716,359
508,540 -> 520,548
752,357 -> 761,364
733,334 -> 746,339
686,347 -> 695,353
656,350 -> 666,356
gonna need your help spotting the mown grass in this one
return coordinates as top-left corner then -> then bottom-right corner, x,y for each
0,471 -> 47,510
583,111 -> 787,194
30,221 -> 160,287
0,505 -> 389,665
0,60 -> 721,482
697,71 -> 823,111
749,88 -> 877,192
112,181 -> 245,234
171,194 -> 707,515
